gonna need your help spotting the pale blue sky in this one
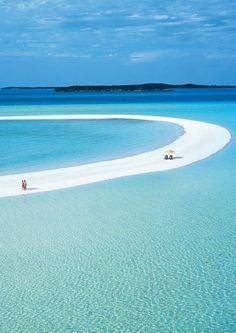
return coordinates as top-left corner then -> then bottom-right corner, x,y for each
0,0 -> 236,86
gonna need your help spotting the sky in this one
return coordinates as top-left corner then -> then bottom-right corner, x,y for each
0,0 -> 236,86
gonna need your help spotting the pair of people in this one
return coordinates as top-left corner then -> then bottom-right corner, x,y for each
22,180 -> 27,191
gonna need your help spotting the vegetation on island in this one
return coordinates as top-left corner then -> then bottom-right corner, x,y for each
2,83 -> 236,93
54,83 -> 236,92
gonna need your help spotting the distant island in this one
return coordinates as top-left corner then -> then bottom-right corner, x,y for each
2,83 -> 236,93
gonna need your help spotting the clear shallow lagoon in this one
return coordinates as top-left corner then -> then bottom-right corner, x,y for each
0,89 -> 235,332
0,118 -> 183,175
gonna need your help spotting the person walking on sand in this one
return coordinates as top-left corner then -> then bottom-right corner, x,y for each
21,180 -> 27,191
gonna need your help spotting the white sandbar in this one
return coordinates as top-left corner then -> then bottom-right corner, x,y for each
0,114 -> 231,198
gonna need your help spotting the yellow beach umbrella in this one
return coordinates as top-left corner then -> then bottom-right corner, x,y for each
165,149 -> 175,154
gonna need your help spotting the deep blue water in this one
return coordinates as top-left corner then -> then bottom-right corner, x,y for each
0,88 -> 235,333
1,88 -> 236,106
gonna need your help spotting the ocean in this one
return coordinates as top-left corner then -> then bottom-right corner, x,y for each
0,88 -> 235,332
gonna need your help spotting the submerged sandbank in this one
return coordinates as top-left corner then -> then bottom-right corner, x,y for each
0,114 -> 231,198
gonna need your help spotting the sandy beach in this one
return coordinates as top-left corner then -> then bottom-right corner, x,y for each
0,114 -> 231,198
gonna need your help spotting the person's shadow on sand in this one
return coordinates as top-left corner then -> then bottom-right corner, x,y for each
172,156 -> 183,159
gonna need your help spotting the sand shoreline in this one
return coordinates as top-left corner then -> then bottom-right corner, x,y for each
0,114 -> 231,198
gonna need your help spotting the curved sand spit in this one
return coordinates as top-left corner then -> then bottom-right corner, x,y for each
0,114 -> 231,198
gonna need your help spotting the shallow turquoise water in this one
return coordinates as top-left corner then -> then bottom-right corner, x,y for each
0,89 -> 235,332
0,119 -> 182,175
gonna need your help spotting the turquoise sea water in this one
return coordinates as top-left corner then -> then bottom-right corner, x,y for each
0,119 -> 182,175
0,89 -> 235,332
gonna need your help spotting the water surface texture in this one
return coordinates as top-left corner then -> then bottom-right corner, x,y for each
0,89 -> 235,333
